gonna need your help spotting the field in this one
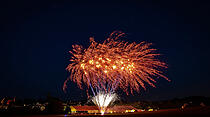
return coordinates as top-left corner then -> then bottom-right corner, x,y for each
8,106 -> 210,117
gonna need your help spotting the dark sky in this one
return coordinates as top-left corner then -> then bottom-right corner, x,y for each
0,0 -> 210,101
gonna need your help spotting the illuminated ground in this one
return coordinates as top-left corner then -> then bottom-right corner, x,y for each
9,106 -> 210,117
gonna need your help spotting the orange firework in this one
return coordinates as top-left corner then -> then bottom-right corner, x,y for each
64,31 -> 168,94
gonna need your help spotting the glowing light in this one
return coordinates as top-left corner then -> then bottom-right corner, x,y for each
80,64 -> 85,69
96,64 -> 101,68
112,65 -> 116,69
131,109 -> 135,112
148,109 -> 153,111
89,60 -> 94,64
101,110 -> 105,115
106,58 -> 111,62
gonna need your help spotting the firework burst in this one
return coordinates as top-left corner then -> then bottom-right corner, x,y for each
64,31 -> 168,114
64,31 -> 168,94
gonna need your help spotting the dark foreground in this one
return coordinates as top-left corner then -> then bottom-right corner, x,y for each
3,107 -> 210,117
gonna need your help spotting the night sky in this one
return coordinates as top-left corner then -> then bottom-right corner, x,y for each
1,0 -> 210,101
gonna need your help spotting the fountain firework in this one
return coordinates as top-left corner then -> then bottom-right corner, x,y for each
91,91 -> 117,115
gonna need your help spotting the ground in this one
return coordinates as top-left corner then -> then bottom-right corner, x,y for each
4,106 -> 210,117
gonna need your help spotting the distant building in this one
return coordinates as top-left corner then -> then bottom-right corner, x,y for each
70,105 -> 99,114
70,105 -> 138,114
107,105 -> 138,113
